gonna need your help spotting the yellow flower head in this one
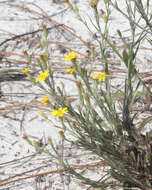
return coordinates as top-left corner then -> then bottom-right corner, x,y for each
51,107 -> 68,118
66,68 -> 75,74
22,67 -> 30,73
35,70 -> 49,83
92,72 -> 109,83
39,110 -> 44,115
41,96 -> 49,106
64,51 -> 77,61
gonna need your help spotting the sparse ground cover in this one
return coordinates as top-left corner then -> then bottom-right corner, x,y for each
0,0 -> 152,190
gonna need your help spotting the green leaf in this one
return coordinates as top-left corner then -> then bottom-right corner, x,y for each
117,30 -> 122,38
40,39 -> 46,48
122,49 -> 128,67
74,5 -> 79,14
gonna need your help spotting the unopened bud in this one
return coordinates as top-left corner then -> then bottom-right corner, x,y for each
91,46 -> 95,61
33,140 -> 39,150
58,130 -> 64,136
64,0 -> 73,9
22,134 -> 28,140
89,0 -> 99,8
40,39 -> 46,48
101,13 -> 107,23
23,51 -> 31,63
76,80 -> 82,89
84,93 -> 90,102
39,111 -> 48,119
42,24 -> 48,38
22,134 -> 32,145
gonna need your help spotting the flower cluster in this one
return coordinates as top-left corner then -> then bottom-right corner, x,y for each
66,68 -> 75,74
92,72 -> 109,83
35,70 -> 49,83
51,107 -> 68,118
22,67 -> 30,73
41,96 -> 50,106
64,51 -> 77,61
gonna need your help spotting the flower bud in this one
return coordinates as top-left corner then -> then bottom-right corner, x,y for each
22,134 -> 28,140
58,131 -> 65,138
76,80 -> 82,89
89,0 -> 99,8
40,39 -> 46,48
64,0 -> 73,9
84,93 -> 90,102
23,50 -> 31,63
91,46 -> 95,61
22,134 -> 32,145
42,24 -> 48,38
101,13 -> 107,23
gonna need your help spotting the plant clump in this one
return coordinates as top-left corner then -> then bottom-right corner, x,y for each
22,0 -> 152,189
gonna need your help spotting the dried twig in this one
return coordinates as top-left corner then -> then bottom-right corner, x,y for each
0,25 -> 62,47
0,161 -> 107,187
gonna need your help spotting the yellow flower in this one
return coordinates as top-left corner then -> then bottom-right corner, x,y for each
39,110 -> 44,115
64,51 -> 77,61
35,70 -> 49,83
22,67 -> 30,73
92,72 -> 109,83
66,68 -> 75,74
51,107 -> 68,118
41,96 -> 49,106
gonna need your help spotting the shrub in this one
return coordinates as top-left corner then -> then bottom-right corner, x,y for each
23,0 -> 152,189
